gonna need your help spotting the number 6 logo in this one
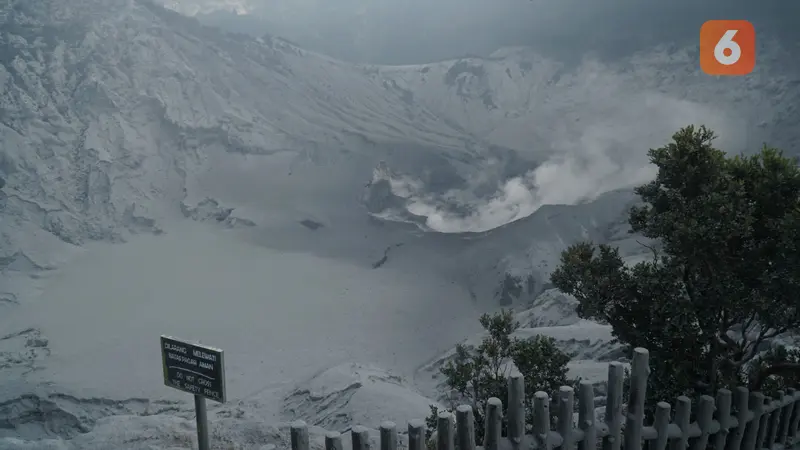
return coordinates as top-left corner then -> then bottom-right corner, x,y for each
700,20 -> 755,76
714,30 -> 741,65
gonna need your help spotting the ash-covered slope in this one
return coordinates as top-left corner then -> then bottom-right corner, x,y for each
0,0 -> 480,289
160,0 -> 252,15
354,42 -> 800,241
282,363 -> 440,431
373,44 -> 800,155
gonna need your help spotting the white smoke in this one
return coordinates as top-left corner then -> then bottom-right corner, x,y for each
404,142 -> 656,233
387,93 -> 744,234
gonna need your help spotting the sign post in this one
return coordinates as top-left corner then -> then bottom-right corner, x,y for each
160,335 -> 226,450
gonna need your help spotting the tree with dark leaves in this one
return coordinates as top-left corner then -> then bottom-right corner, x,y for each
425,310 -> 576,444
551,125 -> 800,408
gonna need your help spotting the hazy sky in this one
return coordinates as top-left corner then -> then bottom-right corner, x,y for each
196,0 -> 798,64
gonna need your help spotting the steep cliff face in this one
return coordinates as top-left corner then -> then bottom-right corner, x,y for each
0,0 -> 476,275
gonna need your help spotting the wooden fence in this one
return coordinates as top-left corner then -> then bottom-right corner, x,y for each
288,348 -> 800,450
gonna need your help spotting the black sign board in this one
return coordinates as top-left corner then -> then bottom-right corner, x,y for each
160,335 -> 226,403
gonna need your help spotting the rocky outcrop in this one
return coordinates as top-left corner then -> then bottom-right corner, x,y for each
180,198 -> 256,228
283,364 -> 440,431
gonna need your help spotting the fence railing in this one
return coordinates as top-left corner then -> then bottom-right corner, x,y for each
288,348 -> 800,450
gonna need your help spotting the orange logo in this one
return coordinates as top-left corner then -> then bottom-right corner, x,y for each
700,20 -> 756,75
